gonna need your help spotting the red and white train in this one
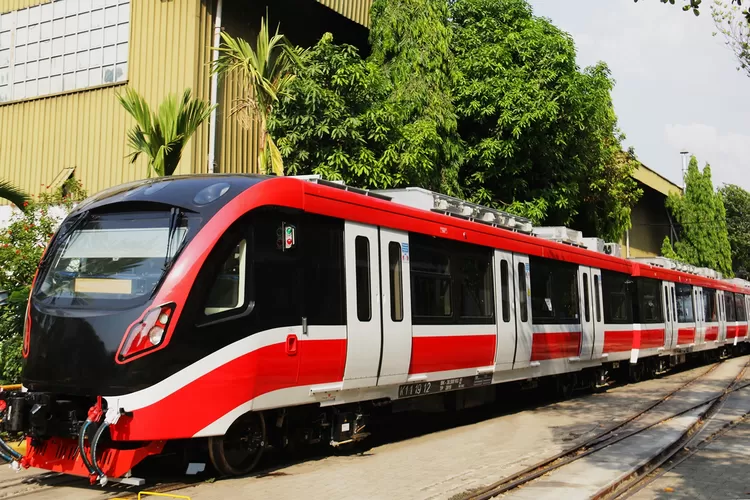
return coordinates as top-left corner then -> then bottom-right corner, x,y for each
0,175 -> 747,482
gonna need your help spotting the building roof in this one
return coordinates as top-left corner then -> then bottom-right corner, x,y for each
317,0 -> 373,27
632,161 -> 682,197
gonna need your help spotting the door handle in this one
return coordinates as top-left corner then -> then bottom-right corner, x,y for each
285,334 -> 298,356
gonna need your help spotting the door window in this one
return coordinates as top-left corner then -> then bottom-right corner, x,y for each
355,236 -> 371,322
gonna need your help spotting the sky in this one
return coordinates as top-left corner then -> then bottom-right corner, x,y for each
528,0 -> 750,191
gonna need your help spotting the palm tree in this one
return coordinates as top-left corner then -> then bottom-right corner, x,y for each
118,88 -> 215,177
0,180 -> 29,212
212,16 -> 300,176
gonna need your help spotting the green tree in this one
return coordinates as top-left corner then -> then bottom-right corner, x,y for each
368,0 -> 463,195
270,34 -> 403,188
664,156 -> 733,275
719,184 -> 750,278
0,181 -> 29,211
661,236 -> 680,260
212,17 -> 300,176
118,88 -> 214,177
451,0 -> 640,241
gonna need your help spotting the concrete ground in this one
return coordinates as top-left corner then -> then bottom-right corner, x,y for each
1,359 -> 746,500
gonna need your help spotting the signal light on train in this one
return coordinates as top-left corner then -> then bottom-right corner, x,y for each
117,303 -> 175,362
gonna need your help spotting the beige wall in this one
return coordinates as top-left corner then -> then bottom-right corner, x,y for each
622,184 -> 674,258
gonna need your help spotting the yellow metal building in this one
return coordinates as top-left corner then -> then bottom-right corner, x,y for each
621,162 -> 682,258
0,0 -> 372,197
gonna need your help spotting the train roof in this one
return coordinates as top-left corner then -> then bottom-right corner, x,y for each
76,174 -> 750,294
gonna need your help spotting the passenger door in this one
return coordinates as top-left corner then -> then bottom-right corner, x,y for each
512,255 -> 533,369
693,287 -> 703,346
343,222 -> 382,390
591,269 -> 605,360
718,290 -> 727,342
577,267 -> 595,360
494,251 -> 516,372
377,229 -> 412,387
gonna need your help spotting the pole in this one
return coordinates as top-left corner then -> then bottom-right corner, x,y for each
680,151 -> 689,193
207,0 -> 224,174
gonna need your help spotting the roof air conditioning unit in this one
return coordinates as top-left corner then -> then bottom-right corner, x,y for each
603,243 -> 622,258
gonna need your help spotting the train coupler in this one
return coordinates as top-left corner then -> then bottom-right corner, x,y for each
329,411 -> 369,447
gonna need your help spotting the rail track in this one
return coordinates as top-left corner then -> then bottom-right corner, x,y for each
462,357 -> 750,500
595,359 -> 750,500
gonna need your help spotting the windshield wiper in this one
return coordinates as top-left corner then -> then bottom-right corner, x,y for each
163,207 -> 183,270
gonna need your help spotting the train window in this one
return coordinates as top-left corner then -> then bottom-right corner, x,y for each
635,278 -> 663,324
518,262 -> 528,322
204,240 -> 247,316
459,253 -> 494,320
664,285 -> 670,322
530,257 -> 579,324
724,292 -> 736,322
671,288 -> 677,322
303,214 -> 345,325
389,242 -> 404,322
583,273 -> 591,323
735,293 -> 747,322
501,260 -> 511,323
355,236 -> 371,322
411,243 -> 452,321
675,284 -> 694,323
594,275 -> 601,322
601,270 -> 633,324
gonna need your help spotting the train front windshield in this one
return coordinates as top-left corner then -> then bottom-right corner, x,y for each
36,211 -> 191,307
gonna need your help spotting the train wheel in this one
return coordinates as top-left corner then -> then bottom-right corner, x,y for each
208,411 -> 266,477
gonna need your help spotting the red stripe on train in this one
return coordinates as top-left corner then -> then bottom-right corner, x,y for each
530,331 -> 581,361
727,325 -> 739,339
677,327 -> 696,345
110,339 -> 347,441
738,324 -> 748,337
409,335 -> 495,374
604,329 -> 664,353
705,326 -> 719,342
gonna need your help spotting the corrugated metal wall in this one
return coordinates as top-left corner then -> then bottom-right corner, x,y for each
0,0 -> 210,198
317,0 -> 372,27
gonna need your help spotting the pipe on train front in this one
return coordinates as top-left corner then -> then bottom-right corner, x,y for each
2,176 -> 271,482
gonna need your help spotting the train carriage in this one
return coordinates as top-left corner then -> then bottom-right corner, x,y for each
0,175 -> 748,483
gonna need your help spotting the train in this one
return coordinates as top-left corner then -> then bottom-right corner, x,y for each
0,174 -> 748,484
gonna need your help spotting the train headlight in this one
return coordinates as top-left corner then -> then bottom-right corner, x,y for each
148,326 -> 165,346
117,303 -> 175,362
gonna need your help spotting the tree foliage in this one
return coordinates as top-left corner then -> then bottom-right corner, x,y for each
451,0 -> 641,240
712,1 -> 750,77
271,0 -> 641,241
213,18 -> 300,176
368,0 -> 463,195
0,179 -> 87,383
119,88 -> 214,177
0,181 -> 29,212
663,156 -> 733,276
719,184 -> 750,278
270,34 -> 406,188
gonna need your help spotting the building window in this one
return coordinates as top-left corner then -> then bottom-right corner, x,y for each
675,284 -> 694,323
0,0 -> 130,103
